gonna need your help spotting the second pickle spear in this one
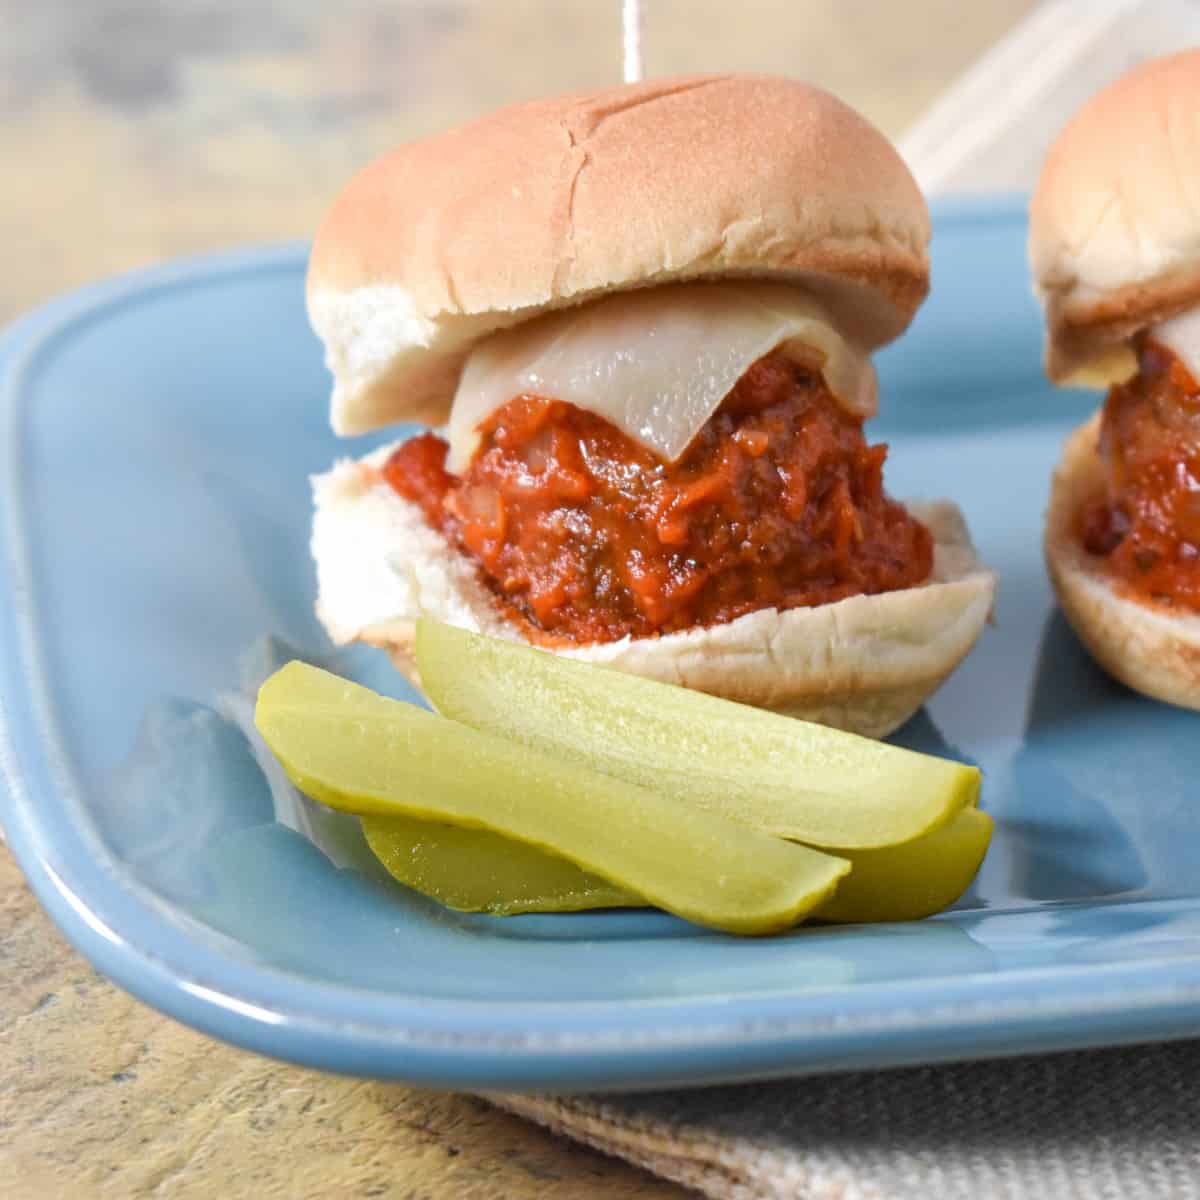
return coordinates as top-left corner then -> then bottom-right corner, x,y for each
817,807 -> 993,923
415,621 -> 980,849
361,807 -> 992,922
255,662 -> 850,935
362,812 -> 635,914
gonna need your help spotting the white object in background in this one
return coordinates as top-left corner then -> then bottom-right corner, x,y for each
624,0 -> 644,82
901,0 -> 1200,195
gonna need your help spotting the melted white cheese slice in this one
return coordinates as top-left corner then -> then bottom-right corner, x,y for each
446,282 -> 877,474
1153,306 -> 1200,383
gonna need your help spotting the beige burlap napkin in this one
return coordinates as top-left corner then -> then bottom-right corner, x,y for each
486,1040 -> 1200,1199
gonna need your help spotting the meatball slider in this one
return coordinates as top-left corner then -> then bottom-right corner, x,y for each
308,74 -> 995,737
1033,51 -> 1200,709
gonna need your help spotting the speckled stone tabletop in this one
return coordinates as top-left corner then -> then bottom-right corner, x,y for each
1,3 -> 1034,1195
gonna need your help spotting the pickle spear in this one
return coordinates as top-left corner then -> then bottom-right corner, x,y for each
415,620 -> 979,849
817,807 -> 994,924
255,662 -> 849,935
361,807 -> 991,922
361,812 -> 635,914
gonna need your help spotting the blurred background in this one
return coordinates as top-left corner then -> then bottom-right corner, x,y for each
3,0 -> 1043,324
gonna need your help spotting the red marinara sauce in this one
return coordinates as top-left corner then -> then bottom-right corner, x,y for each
383,353 -> 933,643
1077,337 -> 1200,610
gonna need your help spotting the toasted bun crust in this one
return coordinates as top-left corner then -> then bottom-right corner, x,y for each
1045,414 -> 1200,709
307,74 -> 931,435
311,448 -> 994,739
1030,51 -> 1200,386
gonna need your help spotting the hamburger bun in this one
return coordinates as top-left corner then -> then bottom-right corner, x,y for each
1045,415 -> 1200,710
312,449 -> 996,739
1029,50 -> 1200,386
307,73 -> 931,435
305,75 -> 992,737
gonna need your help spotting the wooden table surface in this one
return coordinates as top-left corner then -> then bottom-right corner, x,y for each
1,3 -> 1035,1195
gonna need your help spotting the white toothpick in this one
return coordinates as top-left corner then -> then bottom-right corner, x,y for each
623,0 -> 644,83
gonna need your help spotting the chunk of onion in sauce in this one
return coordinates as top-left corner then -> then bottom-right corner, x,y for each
1154,306 -> 1200,393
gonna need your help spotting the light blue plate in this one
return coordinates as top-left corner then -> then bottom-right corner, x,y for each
3,198 -> 1199,1093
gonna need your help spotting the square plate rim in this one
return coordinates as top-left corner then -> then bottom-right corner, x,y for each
4,194 -> 1200,1091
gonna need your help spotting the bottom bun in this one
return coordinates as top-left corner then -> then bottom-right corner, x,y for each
1045,414 -> 1200,710
313,446 -> 997,738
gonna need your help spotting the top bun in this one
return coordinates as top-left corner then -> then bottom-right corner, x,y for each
1030,50 -> 1200,386
307,73 -> 931,435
